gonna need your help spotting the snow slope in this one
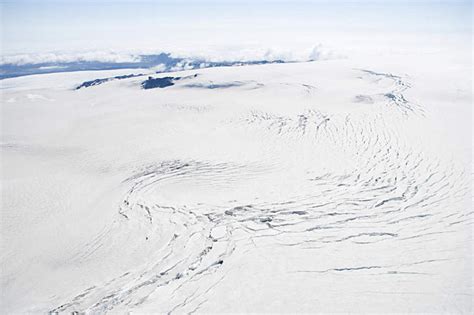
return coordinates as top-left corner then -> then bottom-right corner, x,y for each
1,57 -> 472,313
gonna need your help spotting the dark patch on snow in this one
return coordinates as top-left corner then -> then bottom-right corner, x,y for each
141,76 -> 179,89
76,78 -> 109,89
76,73 -> 143,89
141,74 -> 199,89
184,81 -> 246,89
354,94 -> 374,104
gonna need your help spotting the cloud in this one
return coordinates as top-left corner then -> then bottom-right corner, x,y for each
150,63 -> 167,72
0,45 -> 344,69
168,44 -> 343,63
1,51 -> 141,65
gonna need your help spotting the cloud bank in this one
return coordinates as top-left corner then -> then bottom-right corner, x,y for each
0,51 -> 142,66
0,45 -> 341,66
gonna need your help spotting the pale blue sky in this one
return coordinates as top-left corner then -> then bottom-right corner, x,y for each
1,0 -> 472,55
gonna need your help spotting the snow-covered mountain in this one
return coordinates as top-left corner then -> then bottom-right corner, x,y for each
1,54 -> 471,313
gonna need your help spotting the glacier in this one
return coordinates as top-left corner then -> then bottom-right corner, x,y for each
0,55 -> 472,313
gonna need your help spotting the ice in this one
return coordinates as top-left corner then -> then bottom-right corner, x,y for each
1,55 -> 472,313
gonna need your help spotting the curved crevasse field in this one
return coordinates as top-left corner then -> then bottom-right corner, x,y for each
1,59 -> 472,313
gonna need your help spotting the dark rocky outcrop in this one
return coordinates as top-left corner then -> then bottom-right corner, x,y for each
76,73 -> 142,90
141,76 -> 178,89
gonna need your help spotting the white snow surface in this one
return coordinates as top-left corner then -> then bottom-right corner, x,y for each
1,56 -> 472,313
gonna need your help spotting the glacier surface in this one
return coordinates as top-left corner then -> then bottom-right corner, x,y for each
1,56 -> 472,313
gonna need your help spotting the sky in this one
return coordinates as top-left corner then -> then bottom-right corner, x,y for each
0,0 -> 472,62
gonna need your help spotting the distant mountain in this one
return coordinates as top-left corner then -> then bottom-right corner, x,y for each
0,53 -> 285,79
